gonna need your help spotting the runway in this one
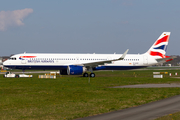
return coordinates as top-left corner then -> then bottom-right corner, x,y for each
76,88 -> 180,120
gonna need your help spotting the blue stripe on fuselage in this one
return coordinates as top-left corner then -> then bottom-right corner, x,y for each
93,66 -> 146,70
4,65 -> 146,70
4,65 -> 68,70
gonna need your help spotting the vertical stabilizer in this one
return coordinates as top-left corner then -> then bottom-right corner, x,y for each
145,32 -> 170,58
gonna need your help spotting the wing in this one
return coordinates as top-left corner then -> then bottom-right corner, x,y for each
82,49 -> 129,67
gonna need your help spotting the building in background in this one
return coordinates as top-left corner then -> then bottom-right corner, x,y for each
0,57 -> 3,70
0,56 -> 10,70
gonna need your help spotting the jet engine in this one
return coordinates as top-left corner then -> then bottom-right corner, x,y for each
67,65 -> 87,75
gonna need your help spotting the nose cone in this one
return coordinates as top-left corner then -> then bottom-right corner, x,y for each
3,60 -> 13,70
3,60 -> 8,67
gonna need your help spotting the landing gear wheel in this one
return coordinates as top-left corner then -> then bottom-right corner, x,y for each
15,75 -> 19,78
90,73 -> 95,78
83,73 -> 88,77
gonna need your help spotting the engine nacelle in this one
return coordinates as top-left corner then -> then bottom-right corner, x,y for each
67,65 -> 86,75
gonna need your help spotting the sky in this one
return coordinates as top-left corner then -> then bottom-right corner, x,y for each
0,0 -> 180,56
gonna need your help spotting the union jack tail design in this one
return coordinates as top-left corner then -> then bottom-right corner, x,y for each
146,32 -> 170,58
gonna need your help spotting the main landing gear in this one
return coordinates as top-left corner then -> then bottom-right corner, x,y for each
83,67 -> 95,77
83,73 -> 88,77
83,72 -> 95,77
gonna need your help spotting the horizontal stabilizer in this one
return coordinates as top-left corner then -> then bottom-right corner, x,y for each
156,56 -> 177,63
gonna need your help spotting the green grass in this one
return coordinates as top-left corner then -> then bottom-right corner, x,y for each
145,66 -> 180,70
156,112 -> 180,120
1,70 -> 180,120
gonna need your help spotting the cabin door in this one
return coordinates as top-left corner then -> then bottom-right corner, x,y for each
143,56 -> 148,65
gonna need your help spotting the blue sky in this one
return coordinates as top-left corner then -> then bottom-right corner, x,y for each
0,0 -> 180,56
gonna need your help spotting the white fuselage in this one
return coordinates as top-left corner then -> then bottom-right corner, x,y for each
2,32 -> 171,77
3,53 -> 159,71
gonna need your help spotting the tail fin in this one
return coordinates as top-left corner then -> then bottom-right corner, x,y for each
145,32 -> 171,58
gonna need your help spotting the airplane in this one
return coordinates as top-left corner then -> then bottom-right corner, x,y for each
3,32 -> 175,77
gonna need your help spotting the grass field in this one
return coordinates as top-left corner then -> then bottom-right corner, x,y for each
156,112 -> 180,120
1,70 -> 180,120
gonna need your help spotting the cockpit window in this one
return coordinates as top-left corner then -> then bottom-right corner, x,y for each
9,57 -> 16,60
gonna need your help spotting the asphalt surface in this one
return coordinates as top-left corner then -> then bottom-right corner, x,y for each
76,95 -> 180,120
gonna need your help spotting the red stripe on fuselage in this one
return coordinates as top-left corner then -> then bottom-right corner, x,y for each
20,56 -> 37,58
155,35 -> 169,45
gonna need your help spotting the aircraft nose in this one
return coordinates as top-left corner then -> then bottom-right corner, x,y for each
3,61 -> 5,65
3,60 -> 8,66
